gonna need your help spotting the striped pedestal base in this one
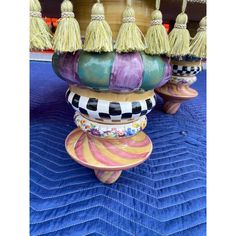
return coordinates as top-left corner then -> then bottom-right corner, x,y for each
65,128 -> 152,184
156,83 -> 198,115
163,101 -> 181,115
64,87 -> 155,183
94,170 -> 122,184
156,59 -> 202,114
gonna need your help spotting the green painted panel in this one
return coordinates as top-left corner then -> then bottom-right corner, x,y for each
78,51 -> 115,89
140,53 -> 165,90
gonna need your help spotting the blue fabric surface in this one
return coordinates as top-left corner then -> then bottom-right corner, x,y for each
30,61 -> 206,236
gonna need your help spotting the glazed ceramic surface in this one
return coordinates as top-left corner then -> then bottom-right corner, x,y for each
171,55 -> 203,62
171,60 -> 202,77
169,76 -> 197,86
94,170 -> 122,184
156,83 -> 199,114
74,112 -> 147,138
65,128 -> 152,171
156,57 -> 202,115
66,86 -> 156,123
157,83 -> 198,101
52,51 -> 172,92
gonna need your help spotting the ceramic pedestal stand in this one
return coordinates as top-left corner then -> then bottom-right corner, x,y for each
52,51 -> 171,184
65,86 -> 156,184
65,128 -> 152,184
156,59 -> 202,114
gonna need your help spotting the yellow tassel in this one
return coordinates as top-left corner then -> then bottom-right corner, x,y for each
83,0 -> 113,52
168,0 -> 190,57
190,16 -> 207,59
53,0 -> 82,53
114,0 -> 145,53
145,0 -> 170,55
30,0 -> 52,50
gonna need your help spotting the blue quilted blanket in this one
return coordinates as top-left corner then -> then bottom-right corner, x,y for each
30,61 -> 206,236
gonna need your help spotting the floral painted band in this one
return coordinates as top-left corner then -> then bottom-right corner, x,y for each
169,76 -> 197,86
74,112 -> 147,138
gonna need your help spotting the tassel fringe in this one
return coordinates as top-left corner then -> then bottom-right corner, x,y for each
30,0 -> 52,50
145,9 -> 170,55
83,1 -> 113,52
168,0 -> 190,57
114,6 -> 146,53
190,16 -> 207,58
53,0 -> 82,53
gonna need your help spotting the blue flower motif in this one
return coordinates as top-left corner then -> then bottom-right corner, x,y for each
125,128 -> 135,136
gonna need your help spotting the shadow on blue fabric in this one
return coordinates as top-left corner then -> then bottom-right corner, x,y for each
30,61 -> 206,236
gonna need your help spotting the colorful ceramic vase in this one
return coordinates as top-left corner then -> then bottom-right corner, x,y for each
155,57 -> 202,114
52,51 -> 171,184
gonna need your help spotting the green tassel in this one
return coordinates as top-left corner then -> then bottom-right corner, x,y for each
190,16 -> 207,59
168,0 -> 190,57
83,0 -> 113,52
30,0 -> 52,50
53,0 -> 82,52
114,0 -> 145,53
145,0 -> 170,55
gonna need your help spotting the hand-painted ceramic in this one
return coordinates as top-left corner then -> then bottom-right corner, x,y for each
65,128 -> 152,184
52,51 -> 172,92
156,57 -> 202,114
171,60 -> 202,77
156,83 -> 198,114
171,55 -> 203,62
74,112 -> 147,138
66,86 -> 156,123
169,76 -> 197,86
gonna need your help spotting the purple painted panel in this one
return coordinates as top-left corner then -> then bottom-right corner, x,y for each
156,57 -> 172,88
55,51 -> 81,84
109,53 -> 144,92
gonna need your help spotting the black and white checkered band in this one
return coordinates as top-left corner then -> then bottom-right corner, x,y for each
66,89 -> 156,122
172,64 -> 202,76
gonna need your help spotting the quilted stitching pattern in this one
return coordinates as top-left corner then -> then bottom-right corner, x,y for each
30,61 -> 206,236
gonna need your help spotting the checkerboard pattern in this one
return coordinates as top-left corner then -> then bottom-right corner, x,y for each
66,89 -> 156,122
172,64 -> 201,76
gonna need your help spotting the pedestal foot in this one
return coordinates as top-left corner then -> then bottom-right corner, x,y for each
94,170 -> 122,184
156,82 -> 198,115
163,101 -> 181,114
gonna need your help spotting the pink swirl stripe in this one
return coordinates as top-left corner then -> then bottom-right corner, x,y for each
88,138 -> 121,166
74,133 -> 87,163
66,129 -> 152,170
102,140 -> 148,159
